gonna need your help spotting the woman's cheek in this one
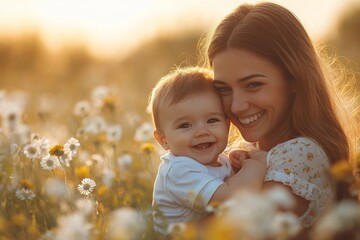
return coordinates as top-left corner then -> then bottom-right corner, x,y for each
221,96 -> 233,114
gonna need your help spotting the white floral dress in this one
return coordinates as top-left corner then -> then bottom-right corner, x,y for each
264,137 -> 335,227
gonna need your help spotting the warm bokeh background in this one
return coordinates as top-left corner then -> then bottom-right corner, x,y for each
0,1 -> 359,239
1,0 -> 359,128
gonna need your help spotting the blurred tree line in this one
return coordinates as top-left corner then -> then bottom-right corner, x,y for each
0,31 -> 202,119
0,5 -> 359,123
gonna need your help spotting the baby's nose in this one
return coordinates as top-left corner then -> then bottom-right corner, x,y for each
194,128 -> 210,137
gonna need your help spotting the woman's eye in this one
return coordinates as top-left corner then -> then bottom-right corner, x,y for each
246,82 -> 263,89
207,118 -> 220,124
178,123 -> 191,129
214,83 -> 232,95
216,87 -> 232,95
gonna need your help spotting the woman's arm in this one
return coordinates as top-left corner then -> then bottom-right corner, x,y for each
263,181 -> 309,216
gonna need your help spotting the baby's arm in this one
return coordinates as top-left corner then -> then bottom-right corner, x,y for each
210,149 -> 267,202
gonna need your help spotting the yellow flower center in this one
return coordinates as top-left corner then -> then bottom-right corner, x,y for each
49,144 -> 64,156
20,179 -> 34,190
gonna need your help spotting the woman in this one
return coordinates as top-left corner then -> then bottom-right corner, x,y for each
205,1 -> 357,234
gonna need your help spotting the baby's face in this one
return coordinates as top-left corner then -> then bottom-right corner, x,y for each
156,91 -> 229,166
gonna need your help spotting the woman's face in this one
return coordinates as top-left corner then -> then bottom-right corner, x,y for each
212,48 -> 294,149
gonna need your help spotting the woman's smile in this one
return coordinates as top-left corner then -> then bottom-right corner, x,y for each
238,111 -> 264,125
212,48 -> 294,147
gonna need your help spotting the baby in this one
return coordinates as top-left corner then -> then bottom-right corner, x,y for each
148,66 -> 267,235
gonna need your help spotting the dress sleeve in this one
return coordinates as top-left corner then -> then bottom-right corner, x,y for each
264,138 -> 334,227
165,160 -> 224,212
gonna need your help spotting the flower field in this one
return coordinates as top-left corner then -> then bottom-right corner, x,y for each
0,28 -> 360,239
1,82 -> 359,240
0,85 -> 165,239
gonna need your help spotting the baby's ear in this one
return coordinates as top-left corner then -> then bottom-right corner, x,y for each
153,130 -> 169,150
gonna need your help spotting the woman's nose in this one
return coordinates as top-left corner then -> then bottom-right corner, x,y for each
230,92 -> 250,114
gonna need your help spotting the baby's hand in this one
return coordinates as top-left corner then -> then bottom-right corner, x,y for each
248,148 -> 267,166
229,149 -> 249,172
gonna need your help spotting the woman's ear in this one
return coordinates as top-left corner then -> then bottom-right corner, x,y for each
154,130 -> 169,150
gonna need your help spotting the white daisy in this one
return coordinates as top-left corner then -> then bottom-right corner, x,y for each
15,188 -> 36,200
117,153 -> 133,169
78,150 -> 93,166
38,230 -> 56,240
32,135 -> 50,156
73,100 -> 92,117
218,191 -> 275,239
134,122 -> 154,142
106,124 -> 122,142
40,155 -> 61,170
59,154 -> 73,167
11,123 -> 30,145
312,200 -> 360,239
264,186 -> 295,210
23,142 -> 41,160
64,137 -> 80,157
107,207 -> 145,240
77,178 -> 96,196
55,212 -> 93,240
91,85 -> 110,107
45,178 -> 67,198
76,198 -> 95,215
0,92 -> 27,136
125,112 -> 141,126
83,116 -> 107,135
102,168 -> 115,187
36,94 -> 55,116
91,154 -> 104,164
272,213 -> 301,238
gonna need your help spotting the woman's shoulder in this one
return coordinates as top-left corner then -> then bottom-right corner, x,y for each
273,136 -> 321,148
265,137 -> 335,228
269,137 -> 325,155
267,136 -> 329,166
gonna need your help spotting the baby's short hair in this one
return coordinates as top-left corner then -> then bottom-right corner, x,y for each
148,66 -> 216,129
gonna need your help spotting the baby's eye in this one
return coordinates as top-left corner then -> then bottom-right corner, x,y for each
207,118 -> 220,124
178,123 -> 191,129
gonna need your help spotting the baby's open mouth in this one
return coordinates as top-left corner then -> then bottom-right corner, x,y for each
192,142 -> 214,150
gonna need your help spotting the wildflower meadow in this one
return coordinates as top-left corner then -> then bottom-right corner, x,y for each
1,6 -> 360,238
0,85 -> 163,239
1,81 -> 360,240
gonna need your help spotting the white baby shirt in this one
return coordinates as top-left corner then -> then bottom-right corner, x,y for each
152,152 -> 232,235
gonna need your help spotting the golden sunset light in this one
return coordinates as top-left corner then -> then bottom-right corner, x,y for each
0,1 -> 359,239
0,0 -> 358,57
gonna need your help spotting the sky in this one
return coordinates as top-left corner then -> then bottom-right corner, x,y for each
0,0 -> 358,58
